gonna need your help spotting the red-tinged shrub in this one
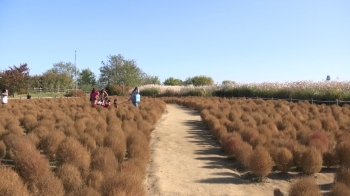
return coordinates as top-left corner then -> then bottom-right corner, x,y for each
288,177 -> 322,196
91,147 -> 118,177
86,170 -> 104,191
275,147 -> 293,173
234,141 -> 253,168
336,141 -> 350,167
248,146 -> 274,178
241,128 -> 259,143
221,135 -> 242,156
0,140 -> 6,159
56,163 -> 83,192
0,167 -> 31,196
335,167 -> 350,186
40,130 -> 66,160
330,182 -> 350,196
308,131 -> 329,154
56,137 -> 91,178
299,147 -> 323,175
9,137 -> 51,183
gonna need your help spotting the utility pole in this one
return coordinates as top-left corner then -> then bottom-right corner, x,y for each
75,50 -> 77,97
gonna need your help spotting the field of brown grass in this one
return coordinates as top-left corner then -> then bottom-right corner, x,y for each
0,96 -> 166,195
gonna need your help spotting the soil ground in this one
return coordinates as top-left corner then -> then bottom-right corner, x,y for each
144,104 -> 335,196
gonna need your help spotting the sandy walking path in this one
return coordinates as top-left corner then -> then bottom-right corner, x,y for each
145,104 -> 334,196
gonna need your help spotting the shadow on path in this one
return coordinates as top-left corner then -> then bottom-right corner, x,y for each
183,118 -> 249,184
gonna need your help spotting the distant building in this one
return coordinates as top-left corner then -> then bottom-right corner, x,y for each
326,75 -> 331,81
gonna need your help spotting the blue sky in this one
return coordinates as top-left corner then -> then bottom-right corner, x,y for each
1,0 -> 349,84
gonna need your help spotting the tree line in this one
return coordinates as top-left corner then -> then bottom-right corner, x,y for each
0,54 -> 233,96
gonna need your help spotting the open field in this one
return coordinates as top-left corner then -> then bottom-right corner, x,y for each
0,96 -> 165,195
1,96 -> 350,195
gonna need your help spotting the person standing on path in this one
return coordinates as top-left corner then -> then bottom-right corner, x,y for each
128,87 -> 140,109
1,89 -> 8,104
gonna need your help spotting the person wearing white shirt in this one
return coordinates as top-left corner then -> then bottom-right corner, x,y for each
1,89 -> 8,104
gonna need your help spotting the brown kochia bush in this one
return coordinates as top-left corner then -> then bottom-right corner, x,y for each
103,129 -> 126,163
9,137 -> 51,183
0,167 -> 31,196
40,130 -> 66,160
288,177 -> 322,196
56,163 -> 83,192
0,140 -> 6,159
65,186 -> 101,196
248,146 -> 274,178
308,130 -> 329,154
275,147 -> 293,173
86,170 -> 104,191
334,167 -> 350,186
330,182 -> 350,196
56,136 -> 91,178
90,147 -> 119,177
299,147 -> 323,175
221,134 -> 242,157
336,141 -> 350,167
234,141 -> 253,168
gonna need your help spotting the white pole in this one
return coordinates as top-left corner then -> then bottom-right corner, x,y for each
75,50 -> 77,97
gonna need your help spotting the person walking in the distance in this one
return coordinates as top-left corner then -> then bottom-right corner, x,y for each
1,89 -> 8,104
128,87 -> 140,109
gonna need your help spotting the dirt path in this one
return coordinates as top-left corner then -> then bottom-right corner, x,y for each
145,104 -> 334,196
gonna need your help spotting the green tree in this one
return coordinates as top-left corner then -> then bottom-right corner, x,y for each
142,74 -> 161,85
184,75 -> 214,86
163,77 -> 183,86
49,61 -> 79,80
0,63 -> 30,95
77,68 -> 96,92
99,54 -> 144,87
222,80 -> 236,85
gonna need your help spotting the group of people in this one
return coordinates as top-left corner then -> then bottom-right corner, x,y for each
89,87 -> 140,109
90,88 -> 116,108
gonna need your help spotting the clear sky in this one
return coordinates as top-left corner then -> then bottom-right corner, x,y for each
1,0 -> 349,84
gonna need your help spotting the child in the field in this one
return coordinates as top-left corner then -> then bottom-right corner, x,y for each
104,99 -> 111,107
113,98 -> 118,108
